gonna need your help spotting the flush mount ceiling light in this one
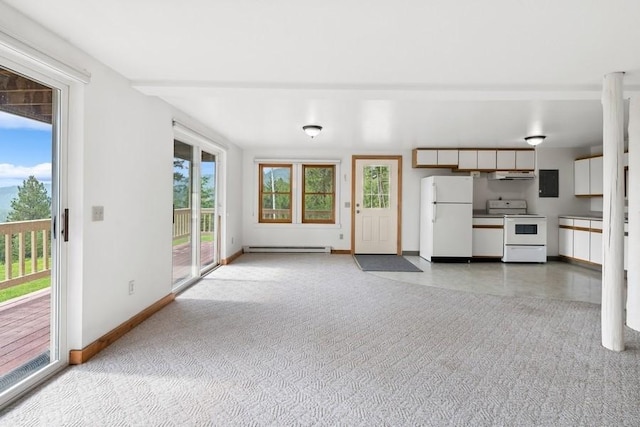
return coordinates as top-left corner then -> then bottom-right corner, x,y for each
302,125 -> 322,138
525,135 -> 546,146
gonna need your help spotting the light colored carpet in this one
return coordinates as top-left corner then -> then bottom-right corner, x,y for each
1,254 -> 639,426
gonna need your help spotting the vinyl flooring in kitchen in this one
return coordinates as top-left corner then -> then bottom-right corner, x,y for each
371,257 -> 604,305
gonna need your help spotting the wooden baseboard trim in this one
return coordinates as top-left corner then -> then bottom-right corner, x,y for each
331,249 -> 351,254
69,293 -> 175,365
221,249 -> 243,265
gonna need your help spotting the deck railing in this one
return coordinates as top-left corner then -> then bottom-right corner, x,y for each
173,208 -> 215,240
0,219 -> 51,291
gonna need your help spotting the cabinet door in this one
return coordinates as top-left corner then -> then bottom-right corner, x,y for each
477,150 -> 497,170
437,150 -> 458,166
589,231 -> 602,265
573,229 -> 590,261
458,150 -> 477,170
589,220 -> 603,265
414,149 -> 438,166
589,156 -> 603,196
558,228 -> 574,257
472,228 -> 504,257
515,150 -> 535,170
496,150 -> 516,170
574,158 -> 590,196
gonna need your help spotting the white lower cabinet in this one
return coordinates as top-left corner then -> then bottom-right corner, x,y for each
573,229 -> 591,262
589,221 -> 603,265
472,218 -> 504,257
558,217 -> 626,267
558,218 -> 574,257
573,219 -> 591,262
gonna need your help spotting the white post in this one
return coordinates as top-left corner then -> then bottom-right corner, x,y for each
628,95 -> 640,332
601,72 -> 625,351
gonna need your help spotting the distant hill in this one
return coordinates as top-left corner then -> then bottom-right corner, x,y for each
0,184 -> 52,222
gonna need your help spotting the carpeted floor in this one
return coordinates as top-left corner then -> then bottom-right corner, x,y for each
1,253 -> 639,426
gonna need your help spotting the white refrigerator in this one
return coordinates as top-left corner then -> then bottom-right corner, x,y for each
419,176 -> 473,261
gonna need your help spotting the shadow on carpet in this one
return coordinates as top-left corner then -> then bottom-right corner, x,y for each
353,254 -> 423,272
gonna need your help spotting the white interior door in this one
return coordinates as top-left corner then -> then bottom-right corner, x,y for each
353,157 -> 401,254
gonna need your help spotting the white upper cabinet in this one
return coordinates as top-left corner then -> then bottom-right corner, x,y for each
413,149 -> 458,167
414,149 -> 438,166
413,148 -> 533,171
574,158 -> 591,196
496,150 -> 516,170
458,150 -> 477,170
589,156 -> 603,196
477,150 -> 497,170
437,149 -> 458,166
574,155 -> 603,196
515,150 -> 535,170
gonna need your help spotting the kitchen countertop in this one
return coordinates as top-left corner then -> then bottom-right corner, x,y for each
560,213 -> 628,222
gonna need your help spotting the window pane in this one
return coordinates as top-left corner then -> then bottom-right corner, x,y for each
363,165 -> 390,209
304,167 -> 333,192
262,167 -> 290,192
304,195 -> 333,220
261,194 -> 291,220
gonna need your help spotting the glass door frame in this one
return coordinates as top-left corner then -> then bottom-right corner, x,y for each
0,54 -> 70,408
172,123 -> 223,293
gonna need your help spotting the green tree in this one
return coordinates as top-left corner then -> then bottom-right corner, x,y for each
7,176 -> 51,221
1,176 -> 51,262
173,159 -> 191,209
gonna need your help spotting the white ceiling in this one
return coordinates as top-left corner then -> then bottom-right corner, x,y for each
5,0 -> 640,150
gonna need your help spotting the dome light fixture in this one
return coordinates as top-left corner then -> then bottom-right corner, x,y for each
525,135 -> 546,146
302,125 -> 322,138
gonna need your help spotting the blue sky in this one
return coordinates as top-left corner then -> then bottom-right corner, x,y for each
0,111 -> 52,188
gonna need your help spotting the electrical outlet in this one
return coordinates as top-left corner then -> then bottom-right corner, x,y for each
128,280 -> 135,295
339,233 -> 344,240
231,237 -> 234,244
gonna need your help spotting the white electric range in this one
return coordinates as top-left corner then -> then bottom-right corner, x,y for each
486,200 -> 547,263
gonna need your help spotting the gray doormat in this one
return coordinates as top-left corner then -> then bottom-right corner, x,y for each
353,254 -> 423,272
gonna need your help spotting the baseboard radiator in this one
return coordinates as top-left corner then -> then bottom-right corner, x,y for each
243,246 -> 331,253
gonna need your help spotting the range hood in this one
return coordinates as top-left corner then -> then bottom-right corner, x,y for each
487,171 -> 536,180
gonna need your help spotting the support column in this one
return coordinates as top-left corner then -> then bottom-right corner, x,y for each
601,72 -> 625,352
628,95 -> 640,331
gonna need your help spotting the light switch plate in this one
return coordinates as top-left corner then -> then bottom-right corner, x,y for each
92,206 -> 104,221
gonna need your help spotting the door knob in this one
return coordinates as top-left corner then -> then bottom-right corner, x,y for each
356,210 -> 360,214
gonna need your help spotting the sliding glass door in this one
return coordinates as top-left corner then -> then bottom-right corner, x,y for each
172,142 -> 219,290
199,151 -> 217,273
0,63 -> 65,405
172,140 -> 194,286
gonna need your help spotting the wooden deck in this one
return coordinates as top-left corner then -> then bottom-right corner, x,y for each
0,288 -> 50,378
172,240 -> 216,284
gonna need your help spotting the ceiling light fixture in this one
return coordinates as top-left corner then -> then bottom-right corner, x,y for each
525,135 -> 546,146
302,125 -> 322,138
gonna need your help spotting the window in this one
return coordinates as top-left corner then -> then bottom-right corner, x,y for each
259,164 -> 292,223
302,165 -> 335,223
257,161 -> 338,225
363,165 -> 390,208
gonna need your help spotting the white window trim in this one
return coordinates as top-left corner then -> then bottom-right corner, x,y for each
255,159 -> 341,227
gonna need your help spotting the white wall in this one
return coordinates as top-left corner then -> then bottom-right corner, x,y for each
243,146 -> 593,256
527,147 -> 592,255
0,5 -> 244,349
